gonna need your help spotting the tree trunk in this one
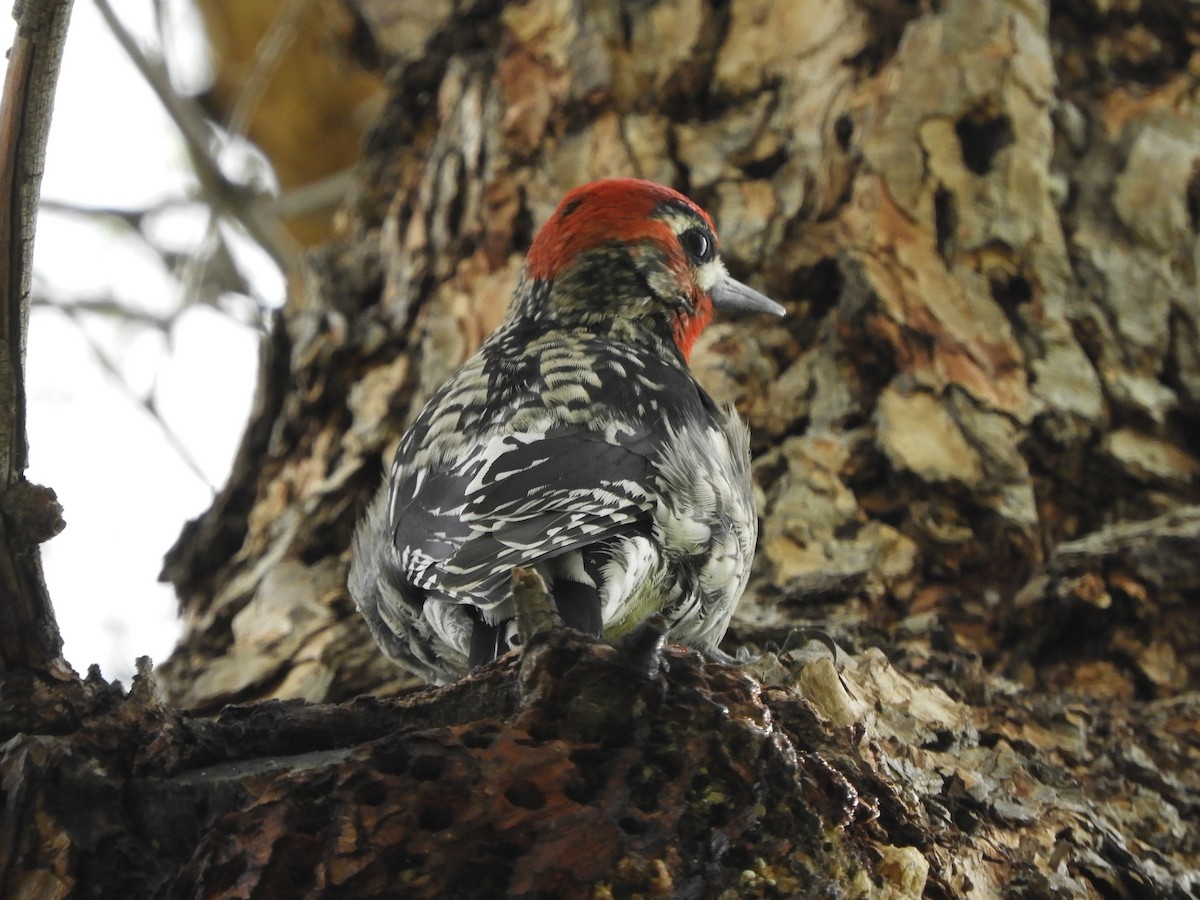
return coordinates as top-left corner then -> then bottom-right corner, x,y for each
4,0 -> 1199,896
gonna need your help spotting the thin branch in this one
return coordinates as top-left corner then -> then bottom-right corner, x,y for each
180,0 -> 312,326
53,303 -> 216,492
90,0 -> 302,342
30,292 -> 176,332
225,0 -> 314,138
39,195 -> 194,226
274,167 -> 357,220
37,198 -> 270,326
0,0 -> 76,672
91,0 -> 303,276
176,214 -> 223,320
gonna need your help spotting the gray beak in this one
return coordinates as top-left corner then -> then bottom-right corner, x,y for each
711,273 -> 786,317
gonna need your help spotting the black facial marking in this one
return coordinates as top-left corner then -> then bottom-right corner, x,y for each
656,197 -> 698,219
673,295 -> 696,316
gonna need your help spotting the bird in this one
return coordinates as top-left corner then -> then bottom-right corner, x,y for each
349,177 -> 784,683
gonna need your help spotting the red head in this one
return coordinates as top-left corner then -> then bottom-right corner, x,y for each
516,178 -> 783,360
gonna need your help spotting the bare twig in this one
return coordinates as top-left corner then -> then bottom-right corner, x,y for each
225,0 -> 314,138
274,167 -> 357,220
92,0 -> 302,275
39,197 -> 147,229
53,303 -> 216,491
39,196 -> 266,317
91,0 -> 307,344
39,195 -> 193,226
30,292 -> 176,332
39,196 -> 201,280
0,0 -> 76,672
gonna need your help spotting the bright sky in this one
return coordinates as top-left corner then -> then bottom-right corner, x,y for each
9,2 -> 275,683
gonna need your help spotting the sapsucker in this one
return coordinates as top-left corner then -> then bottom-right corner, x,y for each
350,178 -> 784,683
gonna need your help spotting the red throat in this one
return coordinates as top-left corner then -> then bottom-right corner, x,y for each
672,292 -> 713,361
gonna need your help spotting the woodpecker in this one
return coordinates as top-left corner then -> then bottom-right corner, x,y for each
350,178 -> 784,683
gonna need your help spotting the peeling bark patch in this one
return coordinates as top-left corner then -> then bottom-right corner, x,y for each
955,113 -> 1014,176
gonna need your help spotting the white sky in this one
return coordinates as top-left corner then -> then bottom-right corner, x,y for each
9,2 -> 274,683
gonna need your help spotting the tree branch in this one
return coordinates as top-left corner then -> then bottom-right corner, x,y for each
0,0 -> 74,673
51,301 -> 217,490
92,0 -> 303,276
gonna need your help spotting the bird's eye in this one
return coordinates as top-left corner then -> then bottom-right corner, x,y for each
680,228 -> 715,264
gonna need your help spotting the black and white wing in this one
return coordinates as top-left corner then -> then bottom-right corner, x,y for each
389,427 -> 659,610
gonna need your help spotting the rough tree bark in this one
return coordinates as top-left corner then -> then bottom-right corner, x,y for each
3,0 -> 1199,897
